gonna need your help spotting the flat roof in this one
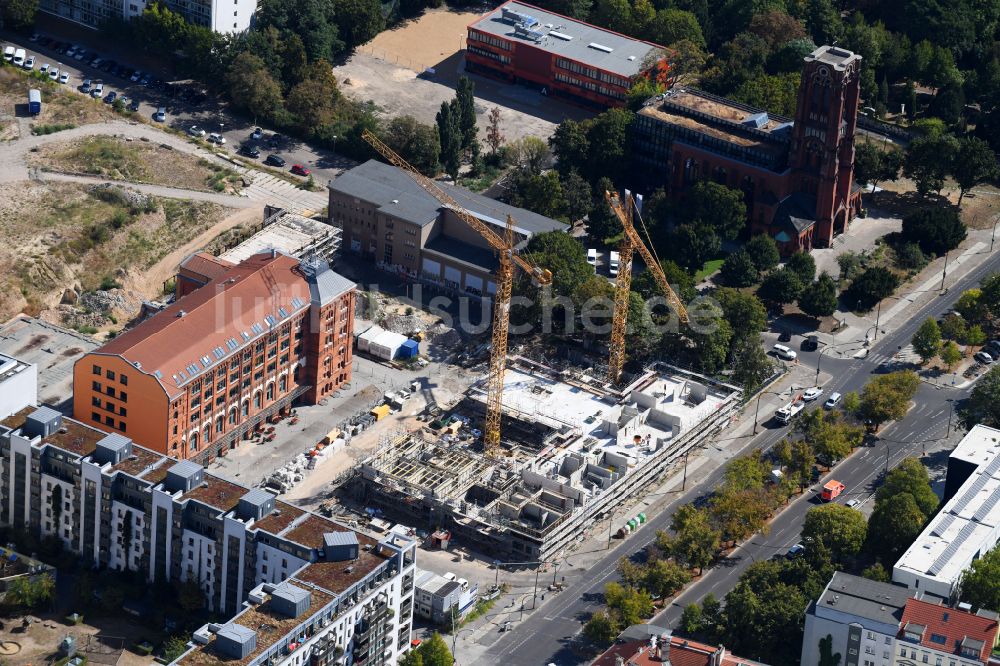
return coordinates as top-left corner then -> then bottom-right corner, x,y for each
0,317 -> 98,406
220,215 -> 337,264
468,0 -> 664,77
815,572 -> 913,627
252,501 -> 305,535
181,475 -> 248,513
328,160 -> 567,235
894,425 -> 1000,589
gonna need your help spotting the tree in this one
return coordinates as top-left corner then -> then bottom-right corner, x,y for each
803,504 -> 868,562
510,171 -> 567,218
941,341 -> 962,371
853,142 -> 903,190
837,252 -> 863,282
877,458 -> 939,518
225,52 -> 284,121
667,223 -> 721,274
485,107 -> 505,158
508,136 -> 550,174
586,198 -> 622,244
454,76 -> 477,150
585,109 -> 633,185
748,9 -> 806,48
732,339 -> 774,393
911,318 -> 942,364
604,582 -> 654,626
286,61 -> 340,134
710,488 -> 771,544
758,268 -> 803,306
901,207 -> 967,256
745,234 -> 780,273
843,391 -> 861,414
681,181 -> 747,241
562,171 -> 592,223
436,101 -> 462,181
680,603 -> 704,635
163,636 -> 190,663
332,0 -> 385,47
722,562 -> 810,663
549,119 -> 589,176
732,72 -> 801,117
648,9 -> 705,47
724,451 -> 767,491
939,314 -> 968,342
960,366 -> 1000,429
860,371 -> 919,428
403,633 -> 453,666
861,562 -> 890,583
955,288 -> 987,324
959,547 -> 1000,612
384,116 -> 441,176
904,134 -> 960,196
583,610 -> 619,643
798,272 -> 838,318
845,267 -> 899,311
954,137 -> 999,206
786,251 -> 816,284
819,634 -> 842,666
5,574 -> 54,609
1,0 -> 38,31
178,579 -> 206,613
643,559 -> 693,598
715,288 -> 768,339
866,493 -> 926,564
719,249 -> 759,287
671,507 -> 721,573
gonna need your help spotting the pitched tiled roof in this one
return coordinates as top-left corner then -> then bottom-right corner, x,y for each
899,598 -> 1000,663
179,252 -> 234,283
91,252 -> 350,398
591,633 -> 760,666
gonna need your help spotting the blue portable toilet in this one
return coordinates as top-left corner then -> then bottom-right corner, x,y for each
398,339 -> 419,359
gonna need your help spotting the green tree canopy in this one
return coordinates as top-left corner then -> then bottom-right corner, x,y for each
904,133 -> 960,196
225,52 -> 284,121
786,251 -> 817,284
719,249 -> 760,287
866,492 -> 926,564
798,272 -> 838,318
802,504 -> 868,562
860,371 -> 920,428
901,206 -> 967,257
670,507 -> 721,573
758,268 -> 803,305
854,142 -> 903,190
953,137 -> 1000,206
960,547 -> 1000,612
455,76 -> 477,149
845,267 -> 900,311
681,181 -> 747,241
384,116 -> 441,176
876,457 -> 939,518
911,317 -> 942,363
745,234 -> 781,273
960,365 -> 1000,429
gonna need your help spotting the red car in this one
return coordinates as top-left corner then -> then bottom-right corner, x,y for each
291,164 -> 310,176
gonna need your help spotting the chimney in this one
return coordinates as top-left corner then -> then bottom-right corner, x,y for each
659,634 -> 671,663
712,645 -> 726,666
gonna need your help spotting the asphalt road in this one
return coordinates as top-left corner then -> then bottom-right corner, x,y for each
487,251 -> 1000,666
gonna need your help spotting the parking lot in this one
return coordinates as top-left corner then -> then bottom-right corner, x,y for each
1,31 -> 353,186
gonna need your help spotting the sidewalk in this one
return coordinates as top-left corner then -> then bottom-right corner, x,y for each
811,229 -> 997,350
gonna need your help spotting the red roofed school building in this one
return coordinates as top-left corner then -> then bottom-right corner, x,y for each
632,45 -> 864,254
73,251 -> 356,463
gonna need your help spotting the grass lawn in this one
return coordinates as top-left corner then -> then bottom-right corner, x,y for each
695,258 -> 725,282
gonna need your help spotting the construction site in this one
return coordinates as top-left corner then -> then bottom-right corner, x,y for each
350,357 -> 741,562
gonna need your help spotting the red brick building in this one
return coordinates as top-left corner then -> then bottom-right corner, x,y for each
73,251 -> 355,463
465,1 -> 666,108
632,45 -> 864,253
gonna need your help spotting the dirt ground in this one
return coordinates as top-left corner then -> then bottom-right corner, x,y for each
0,611 -> 156,666
337,6 -> 592,143
0,68 -> 117,141
27,135 -> 242,193
0,179 -> 237,327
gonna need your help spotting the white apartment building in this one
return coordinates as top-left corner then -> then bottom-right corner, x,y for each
0,405 -> 417,665
0,354 -> 36,421
893,425 -> 1000,600
38,0 -> 251,35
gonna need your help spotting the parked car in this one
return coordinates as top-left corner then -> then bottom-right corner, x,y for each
777,330 -> 792,342
802,386 -> 824,402
239,145 -> 260,158
786,543 -> 806,559
187,125 -> 206,138
81,79 -> 92,93
846,498 -> 861,509
130,70 -> 142,82
251,127 -> 263,140
90,83 -> 104,98
290,164 -> 310,176
824,392 -> 842,409
128,99 -> 140,112
23,56 -> 35,70
39,63 -> 49,74
48,67 -> 59,81
986,340 -> 1000,356
265,154 -> 286,167
104,91 -> 117,104
772,343 -> 797,361
153,106 -> 166,122
802,334 -> 819,351
975,350 -> 994,364
207,132 -> 226,144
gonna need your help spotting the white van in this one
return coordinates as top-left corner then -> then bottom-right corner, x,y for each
587,248 -> 598,267
3,46 -> 14,61
12,49 -> 25,67
772,343 -> 797,361
609,250 -> 620,277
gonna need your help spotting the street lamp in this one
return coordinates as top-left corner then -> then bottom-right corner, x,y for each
752,389 -> 795,434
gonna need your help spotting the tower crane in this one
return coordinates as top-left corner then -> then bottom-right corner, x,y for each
361,129 -> 552,457
605,191 -> 689,384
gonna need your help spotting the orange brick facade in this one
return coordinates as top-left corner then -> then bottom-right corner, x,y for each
73,253 -> 355,464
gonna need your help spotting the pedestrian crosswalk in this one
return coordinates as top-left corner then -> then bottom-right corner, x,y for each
866,344 -> 922,367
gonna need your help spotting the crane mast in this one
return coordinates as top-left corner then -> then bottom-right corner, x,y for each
605,191 -> 689,384
361,130 -> 551,457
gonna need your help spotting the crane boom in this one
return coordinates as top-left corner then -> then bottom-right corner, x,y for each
362,129 -> 552,286
605,191 -> 689,383
361,129 -> 549,457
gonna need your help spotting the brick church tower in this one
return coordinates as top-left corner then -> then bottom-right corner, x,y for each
789,46 -> 863,246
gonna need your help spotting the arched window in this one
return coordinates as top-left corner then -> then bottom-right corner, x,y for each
189,432 -> 199,451
266,383 -> 274,401
241,401 -> 249,417
279,375 -> 287,392
253,391 -> 262,409
228,407 -> 237,425
203,425 -> 212,443
215,416 -> 224,433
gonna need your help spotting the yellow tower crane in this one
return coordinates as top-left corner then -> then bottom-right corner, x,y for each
605,190 -> 689,384
361,130 -> 552,457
